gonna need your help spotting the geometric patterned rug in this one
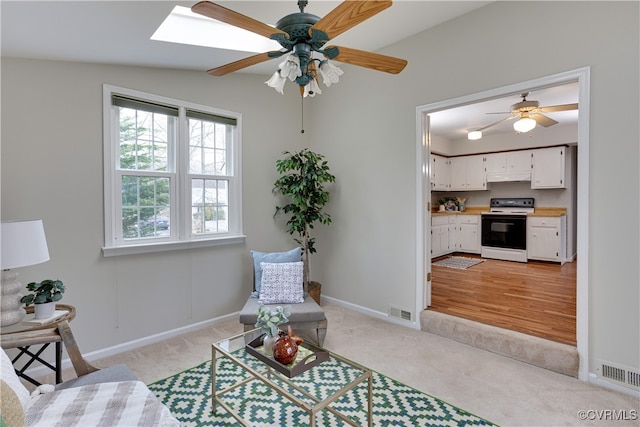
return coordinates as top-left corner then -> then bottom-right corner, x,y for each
148,351 -> 496,426
433,256 -> 485,270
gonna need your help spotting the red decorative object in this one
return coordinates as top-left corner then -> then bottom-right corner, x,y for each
273,328 -> 300,365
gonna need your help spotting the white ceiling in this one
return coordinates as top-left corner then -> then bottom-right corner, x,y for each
1,1 -> 578,139
1,1 -> 490,73
429,83 -> 580,141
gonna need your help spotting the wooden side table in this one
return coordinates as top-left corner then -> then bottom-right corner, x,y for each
0,304 -> 98,386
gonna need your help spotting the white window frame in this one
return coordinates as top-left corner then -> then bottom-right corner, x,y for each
102,84 -> 244,256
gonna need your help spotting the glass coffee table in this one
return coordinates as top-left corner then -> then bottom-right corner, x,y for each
212,329 -> 373,426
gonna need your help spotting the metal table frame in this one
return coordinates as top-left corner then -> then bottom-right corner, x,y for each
212,329 -> 373,427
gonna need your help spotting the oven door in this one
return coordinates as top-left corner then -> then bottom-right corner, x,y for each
481,214 -> 527,250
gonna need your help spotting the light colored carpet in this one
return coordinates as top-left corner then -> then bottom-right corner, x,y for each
37,302 -> 639,426
420,310 -> 579,377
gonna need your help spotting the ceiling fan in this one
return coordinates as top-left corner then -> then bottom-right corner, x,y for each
472,92 -> 579,136
191,0 -> 408,97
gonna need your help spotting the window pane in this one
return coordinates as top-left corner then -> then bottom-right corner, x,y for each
121,175 -> 171,239
118,107 -> 173,172
189,119 -> 229,176
191,179 -> 229,234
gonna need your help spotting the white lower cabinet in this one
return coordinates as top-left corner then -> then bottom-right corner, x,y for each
431,214 -> 480,258
527,216 -> 566,263
431,216 -> 450,258
457,215 -> 481,254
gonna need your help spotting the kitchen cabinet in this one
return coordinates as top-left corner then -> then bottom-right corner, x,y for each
431,154 -> 450,191
527,215 -> 566,263
532,146 -> 566,189
457,215 -> 481,253
431,214 -> 480,258
431,215 -> 450,258
485,150 -> 532,182
450,155 -> 486,191
447,215 -> 458,252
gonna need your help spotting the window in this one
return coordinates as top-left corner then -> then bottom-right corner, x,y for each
102,85 -> 243,256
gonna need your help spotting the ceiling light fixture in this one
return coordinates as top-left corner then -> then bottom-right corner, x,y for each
513,113 -> 537,133
265,51 -> 343,97
467,130 -> 482,140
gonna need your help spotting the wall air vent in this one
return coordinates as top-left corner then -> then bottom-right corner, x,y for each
596,360 -> 640,391
388,305 -> 413,322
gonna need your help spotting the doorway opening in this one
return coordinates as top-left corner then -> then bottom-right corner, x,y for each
415,67 -> 590,380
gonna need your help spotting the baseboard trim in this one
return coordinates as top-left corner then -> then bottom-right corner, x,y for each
322,295 -> 418,329
23,311 -> 239,380
589,373 -> 640,398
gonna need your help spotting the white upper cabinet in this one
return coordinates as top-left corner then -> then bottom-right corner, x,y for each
431,146 -> 567,192
532,146 -> 566,189
450,155 -> 486,191
485,152 -> 507,175
431,154 -> 450,191
508,150 -> 533,173
485,150 -> 532,182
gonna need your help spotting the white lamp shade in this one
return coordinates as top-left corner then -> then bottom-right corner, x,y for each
1,220 -> 50,269
513,117 -> 537,133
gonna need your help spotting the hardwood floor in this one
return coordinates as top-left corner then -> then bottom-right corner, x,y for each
429,253 -> 577,346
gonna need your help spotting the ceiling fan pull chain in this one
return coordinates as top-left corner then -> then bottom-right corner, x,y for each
300,95 -> 305,133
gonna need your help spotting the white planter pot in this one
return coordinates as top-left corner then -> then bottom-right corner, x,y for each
263,335 -> 277,356
34,302 -> 56,319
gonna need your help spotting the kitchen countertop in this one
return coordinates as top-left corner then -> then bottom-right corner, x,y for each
431,206 -> 567,216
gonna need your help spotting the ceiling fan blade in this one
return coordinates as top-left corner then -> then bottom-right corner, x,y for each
192,1 -> 287,39
537,103 -> 579,113
207,52 -> 276,76
532,113 -> 558,127
478,115 -> 518,132
311,0 -> 392,40
327,46 -> 407,74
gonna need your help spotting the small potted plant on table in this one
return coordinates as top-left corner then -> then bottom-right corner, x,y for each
255,305 -> 290,355
20,279 -> 65,319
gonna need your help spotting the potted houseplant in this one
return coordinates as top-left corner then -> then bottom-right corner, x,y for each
255,304 -> 290,355
20,279 -> 65,319
273,149 -> 336,305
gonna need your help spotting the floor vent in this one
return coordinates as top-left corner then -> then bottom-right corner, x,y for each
389,305 -> 413,322
596,360 -> 640,391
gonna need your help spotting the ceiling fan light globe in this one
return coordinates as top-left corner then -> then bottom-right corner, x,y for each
318,60 -> 343,87
279,54 -> 302,82
467,130 -> 482,140
513,117 -> 536,133
303,78 -> 322,97
265,70 -> 287,94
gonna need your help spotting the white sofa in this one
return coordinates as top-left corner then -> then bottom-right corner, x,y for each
1,347 -> 178,426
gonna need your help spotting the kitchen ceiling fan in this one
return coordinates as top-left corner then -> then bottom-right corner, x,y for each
191,0 -> 408,97
473,92 -> 579,136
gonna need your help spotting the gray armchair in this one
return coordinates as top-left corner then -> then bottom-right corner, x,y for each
239,249 -> 327,347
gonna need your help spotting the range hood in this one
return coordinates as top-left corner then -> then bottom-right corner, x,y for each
485,171 -> 532,182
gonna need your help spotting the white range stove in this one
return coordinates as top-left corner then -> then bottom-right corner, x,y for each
481,198 -> 534,262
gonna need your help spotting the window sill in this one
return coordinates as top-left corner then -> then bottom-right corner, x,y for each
102,235 -> 246,257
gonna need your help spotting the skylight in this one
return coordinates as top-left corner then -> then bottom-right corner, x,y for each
151,6 -> 281,53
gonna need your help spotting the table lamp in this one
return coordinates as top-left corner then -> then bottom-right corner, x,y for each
1,220 -> 50,326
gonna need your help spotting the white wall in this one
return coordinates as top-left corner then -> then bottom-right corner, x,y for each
309,1 -> 639,378
1,1 -> 638,385
1,59 -> 306,351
